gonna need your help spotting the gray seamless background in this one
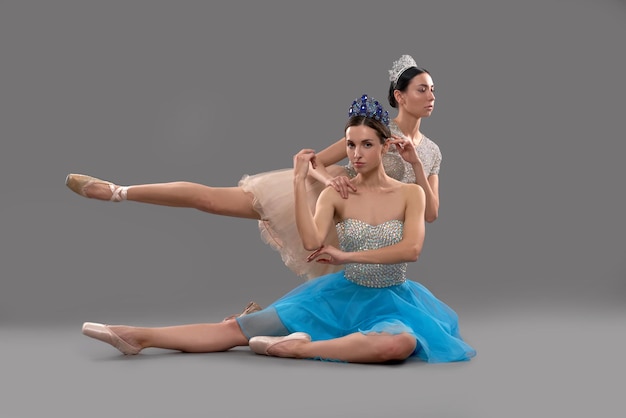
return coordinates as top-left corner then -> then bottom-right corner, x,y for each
2,0 -> 624,323
1,1 -> 625,417
0,0 -> 626,418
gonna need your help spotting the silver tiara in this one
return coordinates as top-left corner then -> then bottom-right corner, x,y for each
388,54 -> 418,85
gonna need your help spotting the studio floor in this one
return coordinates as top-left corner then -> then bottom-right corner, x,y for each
2,304 -> 623,418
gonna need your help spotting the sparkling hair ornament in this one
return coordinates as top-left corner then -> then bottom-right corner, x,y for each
388,54 -> 418,85
348,94 -> 390,127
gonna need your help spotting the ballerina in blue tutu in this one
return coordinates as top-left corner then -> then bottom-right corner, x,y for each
82,94 -> 476,364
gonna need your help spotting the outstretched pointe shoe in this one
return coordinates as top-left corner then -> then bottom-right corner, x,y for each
65,173 -> 127,202
249,332 -> 311,357
222,301 -> 263,322
82,322 -> 142,355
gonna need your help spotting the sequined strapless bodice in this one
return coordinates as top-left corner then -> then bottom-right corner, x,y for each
336,219 -> 407,288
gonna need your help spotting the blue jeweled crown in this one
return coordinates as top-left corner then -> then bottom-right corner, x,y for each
348,94 -> 390,127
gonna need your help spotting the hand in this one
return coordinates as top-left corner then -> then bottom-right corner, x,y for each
388,135 -> 422,166
293,149 -> 317,178
306,245 -> 347,265
325,176 -> 357,199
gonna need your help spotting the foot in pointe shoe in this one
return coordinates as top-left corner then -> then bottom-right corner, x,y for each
249,332 -> 311,357
82,322 -> 142,355
65,173 -> 127,202
222,301 -> 263,322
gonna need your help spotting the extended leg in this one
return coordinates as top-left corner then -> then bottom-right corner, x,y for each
82,319 -> 249,354
66,174 -> 260,219
253,332 -> 417,364
126,182 -> 259,218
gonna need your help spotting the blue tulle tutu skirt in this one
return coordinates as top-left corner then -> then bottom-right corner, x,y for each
259,271 -> 476,363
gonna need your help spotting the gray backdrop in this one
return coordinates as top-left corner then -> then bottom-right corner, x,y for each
1,0 -> 625,325
2,2 -> 626,418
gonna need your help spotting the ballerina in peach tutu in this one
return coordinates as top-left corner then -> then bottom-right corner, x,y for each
67,54 -> 441,318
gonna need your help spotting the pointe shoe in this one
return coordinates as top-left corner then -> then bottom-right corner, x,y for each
65,173 -> 127,202
82,322 -> 141,355
222,301 -> 263,322
249,332 -> 311,356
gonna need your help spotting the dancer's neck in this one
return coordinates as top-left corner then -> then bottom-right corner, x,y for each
393,115 -> 423,143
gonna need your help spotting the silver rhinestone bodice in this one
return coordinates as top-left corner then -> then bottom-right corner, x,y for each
336,219 -> 407,288
344,121 -> 442,182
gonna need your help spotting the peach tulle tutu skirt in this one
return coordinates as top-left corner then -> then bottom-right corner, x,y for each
239,168 -> 341,280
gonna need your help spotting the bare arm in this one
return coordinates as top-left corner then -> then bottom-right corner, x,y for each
293,150 -> 337,250
412,166 -> 439,223
307,138 -> 347,184
389,137 -> 440,222
305,138 -> 357,199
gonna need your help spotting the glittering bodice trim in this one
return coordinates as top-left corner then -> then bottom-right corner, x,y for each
336,219 -> 407,288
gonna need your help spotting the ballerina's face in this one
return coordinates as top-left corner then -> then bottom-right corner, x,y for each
345,125 -> 388,174
397,72 -> 436,118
